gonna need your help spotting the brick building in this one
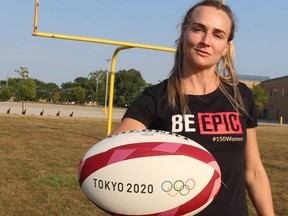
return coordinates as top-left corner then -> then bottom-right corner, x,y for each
259,76 -> 288,122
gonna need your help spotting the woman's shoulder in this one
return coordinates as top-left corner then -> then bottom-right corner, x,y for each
237,82 -> 254,98
221,80 -> 252,94
144,79 -> 168,95
238,82 -> 251,91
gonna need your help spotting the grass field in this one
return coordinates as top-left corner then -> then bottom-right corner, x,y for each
0,114 -> 287,216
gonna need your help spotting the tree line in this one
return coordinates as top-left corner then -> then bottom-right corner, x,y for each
0,67 -> 150,107
0,67 -> 268,111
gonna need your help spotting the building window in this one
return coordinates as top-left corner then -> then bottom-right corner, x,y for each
269,89 -> 273,96
273,88 -> 277,96
282,87 -> 285,96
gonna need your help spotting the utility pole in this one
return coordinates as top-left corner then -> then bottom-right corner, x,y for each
104,59 -> 111,114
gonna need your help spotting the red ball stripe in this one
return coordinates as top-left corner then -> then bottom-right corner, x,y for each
79,142 -> 215,186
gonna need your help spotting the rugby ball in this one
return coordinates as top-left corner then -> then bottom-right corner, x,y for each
78,130 -> 221,216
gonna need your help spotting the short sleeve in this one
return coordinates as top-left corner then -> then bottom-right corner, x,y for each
122,86 -> 158,128
240,83 -> 258,128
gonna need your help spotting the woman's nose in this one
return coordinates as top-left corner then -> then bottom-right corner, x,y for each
201,33 -> 212,46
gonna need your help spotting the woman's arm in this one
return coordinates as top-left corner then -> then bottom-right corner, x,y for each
245,128 -> 274,216
110,118 -> 147,135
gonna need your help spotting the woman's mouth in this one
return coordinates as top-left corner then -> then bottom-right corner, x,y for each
195,49 -> 211,57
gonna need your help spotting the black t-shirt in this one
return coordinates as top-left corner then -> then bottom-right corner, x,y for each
123,79 -> 258,216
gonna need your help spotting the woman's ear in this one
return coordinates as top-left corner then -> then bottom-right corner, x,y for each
223,41 -> 232,57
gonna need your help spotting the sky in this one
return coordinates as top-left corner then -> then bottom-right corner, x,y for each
1,0 -> 288,86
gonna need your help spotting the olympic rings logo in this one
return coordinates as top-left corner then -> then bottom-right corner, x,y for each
161,179 -> 195,196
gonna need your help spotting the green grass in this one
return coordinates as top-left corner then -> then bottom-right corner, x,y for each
0,114 -> 112,216
252,125 -> 288,216
0,114 -> 287,215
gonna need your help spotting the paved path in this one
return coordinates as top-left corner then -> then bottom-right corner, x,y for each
0,102 -> 126,119
258,120 -> 288,127
1,102 -> 287,126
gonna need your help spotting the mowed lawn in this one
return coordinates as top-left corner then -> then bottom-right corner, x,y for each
0,114 -> 287,216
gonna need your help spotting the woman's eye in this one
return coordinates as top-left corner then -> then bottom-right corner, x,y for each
193,27 -> 203,32
214,34 -> 223,39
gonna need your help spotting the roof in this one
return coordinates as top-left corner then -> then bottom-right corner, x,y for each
238,74 -> 270,81
260,75 -> 288,83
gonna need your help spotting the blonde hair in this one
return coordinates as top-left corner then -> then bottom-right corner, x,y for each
167,0 -> 247,115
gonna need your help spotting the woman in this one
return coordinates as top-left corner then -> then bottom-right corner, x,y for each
112,0 -> 274,215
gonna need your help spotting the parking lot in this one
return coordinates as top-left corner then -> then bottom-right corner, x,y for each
0,101 -> 126,119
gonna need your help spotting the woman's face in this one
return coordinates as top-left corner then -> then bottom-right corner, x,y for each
182,6 -> 231,72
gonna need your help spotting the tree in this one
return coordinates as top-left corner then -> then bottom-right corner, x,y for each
114,69 -> 147,107
46,82 -> 61,102
0,80 -> 7,87
52,91 -> 61,102
6,78 -> 18,97
74,76 -> 93,102
14,67 -> 29,79
74,77 -> 90,89
14,67 -> 36,111
60,82 -> 78,103
0,76 -> 10,101
0,87 -> 11,101
34,79 -> 60,102
251,84 -> 268,112
16,78 -> 36,100
88,70 -> 106,104
61,81 -> 78,90
71,86 -> 86,104
34,79 -> 47,101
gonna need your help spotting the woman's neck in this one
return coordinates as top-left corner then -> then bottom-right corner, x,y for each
182,70 -> 219,95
